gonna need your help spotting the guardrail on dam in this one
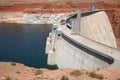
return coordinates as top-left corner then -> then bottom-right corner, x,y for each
62,33 -> 114,64
45,3 -> 120,70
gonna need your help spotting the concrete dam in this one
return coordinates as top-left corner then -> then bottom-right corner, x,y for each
45,5 -> 120,70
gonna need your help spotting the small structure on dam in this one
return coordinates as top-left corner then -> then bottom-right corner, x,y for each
70,9 -> 81,35
45,3 -> 120,70
89,2 -> 95,11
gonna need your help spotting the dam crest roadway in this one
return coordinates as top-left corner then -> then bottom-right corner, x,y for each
45,3 -> 120,70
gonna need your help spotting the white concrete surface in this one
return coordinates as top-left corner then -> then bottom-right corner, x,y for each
81,11 -> 117,48
56,38 -> 109,69
46,11 -> 120,70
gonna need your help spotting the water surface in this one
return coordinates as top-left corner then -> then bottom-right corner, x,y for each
0,24 -> 51,68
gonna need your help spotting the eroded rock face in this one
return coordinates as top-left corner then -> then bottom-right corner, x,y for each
104,3 -> 120,48
22,13 -> 64,24
0,1 -> 120,48
0,12 -> 23,23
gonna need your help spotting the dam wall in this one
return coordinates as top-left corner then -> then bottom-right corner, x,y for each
80,11 -> 117,48
56,37 -> 109,69
46,10 -> 120,70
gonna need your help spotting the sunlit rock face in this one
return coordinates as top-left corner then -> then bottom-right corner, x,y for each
22,14 -> 64,24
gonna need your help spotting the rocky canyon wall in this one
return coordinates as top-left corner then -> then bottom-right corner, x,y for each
0,1 -> 120,48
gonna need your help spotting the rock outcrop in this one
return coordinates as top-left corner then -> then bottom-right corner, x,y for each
0,0 -> 120,48
22,13 -> 64,24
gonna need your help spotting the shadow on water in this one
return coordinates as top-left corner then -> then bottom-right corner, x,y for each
0,23 -> 52,68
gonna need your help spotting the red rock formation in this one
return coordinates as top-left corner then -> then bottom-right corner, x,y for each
104,2 -> 120,48
0,1 -> 120,48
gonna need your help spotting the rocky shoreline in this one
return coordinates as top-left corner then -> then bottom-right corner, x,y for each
22,13 -> 64,24
0,12 -> 65,24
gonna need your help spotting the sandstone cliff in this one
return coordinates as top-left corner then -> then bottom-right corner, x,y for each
0,0 -> 120,48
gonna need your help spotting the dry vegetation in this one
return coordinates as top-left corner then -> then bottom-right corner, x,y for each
1,62 -> 120,80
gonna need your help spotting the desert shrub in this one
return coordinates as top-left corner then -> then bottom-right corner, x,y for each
98,74 -> 104,79
97,68 -> 100,71
35,69 -> 43,75
70,70 -> 83,76
47,64 -> 58,70
117,78 -> 120,80
16,71 -> 21,74
6,76 -> 11,80
89,72 -> 104,80
61,75 -> 69,80
11,62 -> 16,66
86,71 -> 89,74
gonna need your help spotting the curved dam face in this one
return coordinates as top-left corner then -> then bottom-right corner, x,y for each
56,38 -> 109,69
80,11 -> 117,48
46,10 -> 118,70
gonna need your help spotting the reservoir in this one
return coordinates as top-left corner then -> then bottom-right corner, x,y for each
0,24 -> 51,68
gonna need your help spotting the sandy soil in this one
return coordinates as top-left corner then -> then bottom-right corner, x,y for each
0,62 -> 120,80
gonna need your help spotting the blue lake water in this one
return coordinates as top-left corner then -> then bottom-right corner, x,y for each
0,24 -> 51,68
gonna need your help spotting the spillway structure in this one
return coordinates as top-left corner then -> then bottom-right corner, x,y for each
45,3 -> 120,70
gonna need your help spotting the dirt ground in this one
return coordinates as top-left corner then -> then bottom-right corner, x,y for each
0,62 -> 120,80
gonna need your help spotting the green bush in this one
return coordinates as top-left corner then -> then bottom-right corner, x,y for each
11,62 -> 16,66
47,64 -> 58,70
35,69 -> 43,75
97,68 -> 100,71
61,75 -> 69,80
98,74 -> 104,80
16,71 -> 21,74
89,72 -> 95,78
70,70 -> 83,76
6,76 -> 11,80
89,72 -> 104,80
86,71 -> 89,74
117,78 -> 120,80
